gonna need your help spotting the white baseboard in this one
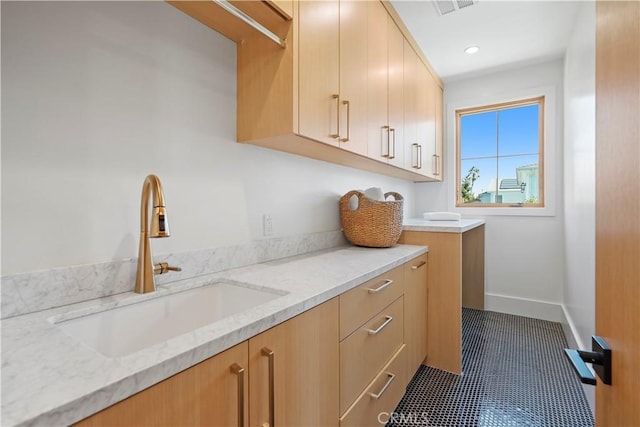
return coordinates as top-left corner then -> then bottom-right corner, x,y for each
484,293 -> 564,322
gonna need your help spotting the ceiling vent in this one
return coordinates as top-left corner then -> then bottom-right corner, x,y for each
433,0 -> 477,16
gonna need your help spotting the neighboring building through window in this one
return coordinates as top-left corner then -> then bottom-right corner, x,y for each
456,96 -> 545,207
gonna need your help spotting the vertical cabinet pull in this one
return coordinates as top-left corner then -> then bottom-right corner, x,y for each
261,347 -> 276,427
433,154 -> 439,176
418,144 -> 423,169
412,143 -> 420,169
382,125 -> 390,158
389,128 -> 396,159
368,372 -> 396,399
340,100 -> 350,142
230,363 -> 245,427
330,94 -> 340,139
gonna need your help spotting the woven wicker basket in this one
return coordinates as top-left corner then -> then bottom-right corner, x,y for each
339,190 -> 404,248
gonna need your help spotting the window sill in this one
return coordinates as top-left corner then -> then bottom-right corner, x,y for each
451,205 -> 556,217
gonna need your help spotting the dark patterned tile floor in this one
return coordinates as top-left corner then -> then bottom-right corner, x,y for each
387,309 -> 594,427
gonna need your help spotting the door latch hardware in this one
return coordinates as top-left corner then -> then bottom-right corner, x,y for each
564,336 -> 612,386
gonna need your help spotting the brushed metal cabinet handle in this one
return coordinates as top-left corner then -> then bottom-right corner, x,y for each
261,347 -> 275,427
340,100 -> 350,142
389,128 -> 396,159
368,372 -> 396,399
367,279 -> 393,294
411,261 -> 427,270
412,143 -> 420,169
382,125 -> 390,158
230,363 -> 245,427
330,94 -> 340,139
367,315 -> 393,335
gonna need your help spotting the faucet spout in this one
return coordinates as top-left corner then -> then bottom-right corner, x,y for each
135,174 -> 171,294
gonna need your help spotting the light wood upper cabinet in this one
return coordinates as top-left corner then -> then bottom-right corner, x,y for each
412,58 -> 436,176
387,16 -> 405,168
402,39 -> 418,172
76,342 -> 249,426
433,85 -> 444,180
298,0 -> 340,146
268,0 -> 293,19
249,297 -> 340,427
338,1 -> 369,155
296,0 -> 369,153
367,4 -> 406,168
366,1 -> 389,163
173,0 -> 443,182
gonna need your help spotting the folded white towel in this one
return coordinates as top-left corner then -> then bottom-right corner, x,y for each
423,212 -> 462,221
348,188 -> 386,211
364,187 -> 385,201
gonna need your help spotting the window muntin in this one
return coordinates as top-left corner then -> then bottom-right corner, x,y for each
456,97 -> 545,207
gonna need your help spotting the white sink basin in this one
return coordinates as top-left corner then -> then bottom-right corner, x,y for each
54,282 -> 285,358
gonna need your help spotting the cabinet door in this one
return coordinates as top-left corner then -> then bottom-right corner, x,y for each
402,40 -> 418,172
366,0 -> 389,162
76,342 -> 249,426
249,298 -> 339,427
387,16 -> 405,168
339,0 -> 368,155
399,231 -> 463,375
412,60 -> 436,176
433,84 -> 444,180
404,254 -> 429,376
298,0 -> 340,146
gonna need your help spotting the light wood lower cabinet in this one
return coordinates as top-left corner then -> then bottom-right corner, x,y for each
340,345 -> 407,427
404,253 -> 428,376
76,342 -> 249,426
77,299 -> 339,427
399,226 -> 485,374
77,255 -> 430,426
339,264 -> 404,341
340,296 -> 404,414
249,297 -> 339,427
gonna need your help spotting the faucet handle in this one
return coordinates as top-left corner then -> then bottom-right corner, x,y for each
154,262 -> 182,275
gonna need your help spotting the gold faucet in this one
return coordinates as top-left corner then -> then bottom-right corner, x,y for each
135,174 -> 181,294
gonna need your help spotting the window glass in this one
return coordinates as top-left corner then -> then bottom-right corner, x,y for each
457,97 -> 544,207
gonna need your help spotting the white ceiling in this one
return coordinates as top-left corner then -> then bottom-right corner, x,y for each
391,0 -> 582,82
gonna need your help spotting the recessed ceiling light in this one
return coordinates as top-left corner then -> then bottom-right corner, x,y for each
464,46 -> 479,54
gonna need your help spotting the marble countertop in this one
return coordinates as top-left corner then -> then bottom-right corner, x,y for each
403,218 -> 485,233
1,244 -> 427,427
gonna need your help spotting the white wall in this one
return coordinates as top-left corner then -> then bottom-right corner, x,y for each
1,2 -> 414,275
415,60 -> 566,318
562,1 -> 596,409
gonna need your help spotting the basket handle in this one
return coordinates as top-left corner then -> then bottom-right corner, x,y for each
384,192 -> 404,202
340,190 -> 368,211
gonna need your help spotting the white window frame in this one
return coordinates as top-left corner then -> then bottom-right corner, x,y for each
447,86 -> 557,217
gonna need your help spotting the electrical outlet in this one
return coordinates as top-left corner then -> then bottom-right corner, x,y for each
263,214 -> 274,237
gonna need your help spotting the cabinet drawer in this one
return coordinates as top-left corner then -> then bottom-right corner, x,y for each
340,265 -> 404,340
340,345 -> 407,427
339,296 -> 404,414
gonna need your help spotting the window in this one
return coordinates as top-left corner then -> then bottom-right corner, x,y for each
456,96 -> 545,207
